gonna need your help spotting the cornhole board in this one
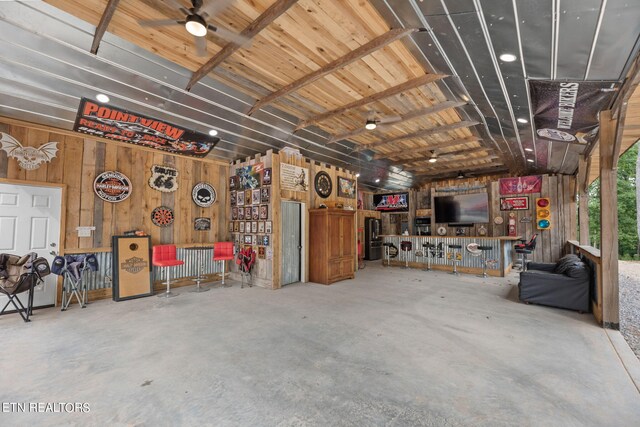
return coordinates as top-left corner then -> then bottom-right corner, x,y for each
112,236 -> 153,301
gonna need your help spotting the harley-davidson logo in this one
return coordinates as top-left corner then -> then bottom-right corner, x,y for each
121,256 -> 147,274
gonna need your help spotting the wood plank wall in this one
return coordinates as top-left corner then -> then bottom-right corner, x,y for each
0,121 -> 228,252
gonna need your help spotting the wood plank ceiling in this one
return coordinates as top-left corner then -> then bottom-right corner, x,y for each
42,0 -> 501,183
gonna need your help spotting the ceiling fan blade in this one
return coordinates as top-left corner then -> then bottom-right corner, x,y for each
194,35 -> 207,57
161,0 -> 187,11
378,115 -> 402,124
209,25 -> 251,46
201,0 -> 236,19
139,18 -> 181,27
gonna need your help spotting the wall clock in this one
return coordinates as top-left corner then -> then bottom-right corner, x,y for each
151,206 -> 174,227
314,171 -> 332,199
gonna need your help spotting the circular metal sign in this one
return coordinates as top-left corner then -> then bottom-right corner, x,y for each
94,171 -> 132,203
151,206 -> 174,227
192,182 -> 216,207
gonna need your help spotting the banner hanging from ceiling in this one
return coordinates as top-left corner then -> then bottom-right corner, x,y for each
499,175 -> 542,195
73,98 -> 219,157
529,81 -> 618,145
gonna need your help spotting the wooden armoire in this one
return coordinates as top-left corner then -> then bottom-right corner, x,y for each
309,209 -> 356,285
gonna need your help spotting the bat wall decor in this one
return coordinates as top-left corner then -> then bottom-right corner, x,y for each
0,132 -> 58,170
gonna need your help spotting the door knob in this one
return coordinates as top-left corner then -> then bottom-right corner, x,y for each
50,243 -> 56,247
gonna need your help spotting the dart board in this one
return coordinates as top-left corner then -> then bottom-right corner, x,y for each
151,206 -> 174,227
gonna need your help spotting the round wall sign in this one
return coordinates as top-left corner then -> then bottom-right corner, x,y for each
94,171 -> 132,203
151,206 -> 174,227
494,216 -> 504,225
192,182 -> 216,207
314,171 -> 332,199
437,226 -> 447,236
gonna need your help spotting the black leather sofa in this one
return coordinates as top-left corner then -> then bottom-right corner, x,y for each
518,254 -> 591,313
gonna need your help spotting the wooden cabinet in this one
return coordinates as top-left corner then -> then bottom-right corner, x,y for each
309,209 -> 356,285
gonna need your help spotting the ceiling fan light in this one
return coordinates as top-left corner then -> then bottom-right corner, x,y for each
185,15 -> 207,37
457,171 -> 464,179
365,119 -> 377,130
428,157 -> 437,163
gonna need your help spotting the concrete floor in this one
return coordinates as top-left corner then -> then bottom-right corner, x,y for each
1,264 -> 639,426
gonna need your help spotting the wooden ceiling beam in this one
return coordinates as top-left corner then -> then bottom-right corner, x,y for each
354,120 -> 479,152
406,155 -> 500,171
186,0 -> 299,91
415,166 -> 509,182
327,100 -> 466,144
397,147 -> 494,166
411,161 -> 502,176
90,0 -> 121,54
372,136 -> 479,160
295,73 -> 447,130
248,28 -> 420,116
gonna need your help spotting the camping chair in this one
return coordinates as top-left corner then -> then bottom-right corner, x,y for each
0,253 -> 50,322
51,253 -> 99,310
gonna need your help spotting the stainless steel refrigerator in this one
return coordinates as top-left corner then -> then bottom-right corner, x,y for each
364,217 -> 382,260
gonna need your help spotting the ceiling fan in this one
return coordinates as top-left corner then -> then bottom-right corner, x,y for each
363,110 -> 402,130
138,0 -> 249,57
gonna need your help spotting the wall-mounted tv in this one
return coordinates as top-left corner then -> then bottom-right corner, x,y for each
434,192 -> 489,224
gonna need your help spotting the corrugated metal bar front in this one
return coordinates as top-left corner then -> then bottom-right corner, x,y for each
381,236 -> 504,270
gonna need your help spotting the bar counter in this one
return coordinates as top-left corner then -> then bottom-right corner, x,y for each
381,235 -> 521,277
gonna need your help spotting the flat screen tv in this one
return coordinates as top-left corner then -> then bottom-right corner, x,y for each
434,192 -> 489,224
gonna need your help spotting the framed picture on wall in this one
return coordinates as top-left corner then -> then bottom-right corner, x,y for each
244,234 -> 252,244
252,206 -> 259,220
337,176 -> 356,198
230,190 -> 236,206
229,175 -> 237,190
251,221 -> 258,233
261,186 -> 270,203
252,189 -> 261,205
259,204 -> 269,220
245,206 -> 252,220
236,190 -> 245,206
265,221 -> 272,233
231,206 -> 238,220
238,207 -> 245,220
228,221 -> 234,232
244,189 -> 252,204
233,221 -> 239,232
262,168 -> 272,186
239,221 -> 245,233
258,246 -> 265,259
262,235 -> 270,246
258,221 -> 265,233
252,235 -> 258,246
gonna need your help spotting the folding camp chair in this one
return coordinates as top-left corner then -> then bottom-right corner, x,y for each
0,252 -> 50,322
51,253 -> 98,311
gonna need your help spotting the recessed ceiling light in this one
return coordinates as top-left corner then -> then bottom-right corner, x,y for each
525,148 -> 533,152
96,93 -> 110,103
428,157 -> 437,163
185,15 -> 207,37
208,129 -> 218,136
355,173 -> 360,178
499,53 -> 517,62
527,158 -> 535,163
365,119 -> 377,130
375,178 -> 380,183
517,118 -> 528,124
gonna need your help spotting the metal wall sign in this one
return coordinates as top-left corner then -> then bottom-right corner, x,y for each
148,164 -> 178,192
280,163 -> 309,191
500,196 -> 529,211
73,98 -> 219,157
192,182 -> 216,207
194,217 -> 211,231
94,171 -> 132,203
373,192 -> 409,212
530,81 -> 618,145
0,132 -> 58,170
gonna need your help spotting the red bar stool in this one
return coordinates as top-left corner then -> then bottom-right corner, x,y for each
213,242 -> 234,287
152,245 -> 184,298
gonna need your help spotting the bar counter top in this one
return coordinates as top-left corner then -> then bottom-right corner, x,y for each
381,235 -> 522,240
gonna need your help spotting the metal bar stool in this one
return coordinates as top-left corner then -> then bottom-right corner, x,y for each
400,241 -> 412,269
422,243 -> 434,271
448,244 -> 462,275
477,245 -> 493,278
152,244 -> 184,298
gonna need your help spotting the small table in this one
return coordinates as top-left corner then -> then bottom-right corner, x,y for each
184,246 -> 214,292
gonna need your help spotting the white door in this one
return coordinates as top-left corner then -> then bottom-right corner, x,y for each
0,182 -> 62,308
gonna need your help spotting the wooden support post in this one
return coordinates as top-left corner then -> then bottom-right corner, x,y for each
577,155 -> 591,245
599,110 -> 620,329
